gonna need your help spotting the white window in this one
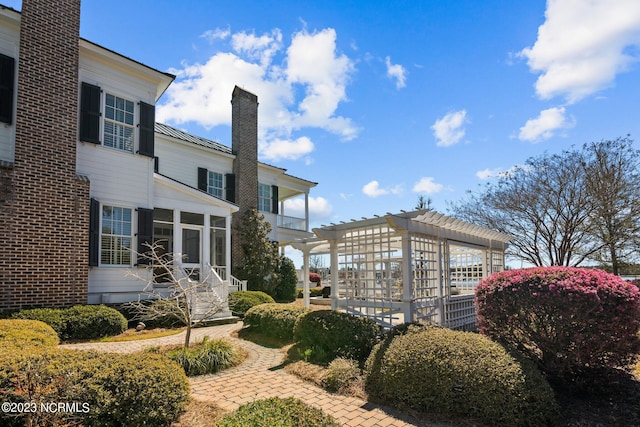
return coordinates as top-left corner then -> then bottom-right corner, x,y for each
208,171 -> 224,198
258,183 -> 271,212
101,205 -> 132,266
104,94 -> 134,152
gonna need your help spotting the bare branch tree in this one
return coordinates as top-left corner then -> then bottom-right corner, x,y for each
451,150 -> 602,267
126,242 -> 226,348
582,136 -> 640,274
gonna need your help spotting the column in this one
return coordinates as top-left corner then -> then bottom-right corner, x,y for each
305,191 -> 310,231
330,240 -> 339,311
302,247 -> 311,308
401,232 -> 414,323
225,215 -> 232,280
173,209 -> 182,264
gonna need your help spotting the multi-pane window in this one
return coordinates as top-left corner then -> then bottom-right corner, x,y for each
258,183 -> 271,212
208,171 -> 224,198
101,205 -> 132,265
104,94 -> 134,152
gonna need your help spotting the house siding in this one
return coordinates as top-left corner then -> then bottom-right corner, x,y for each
0,0 -> 89,309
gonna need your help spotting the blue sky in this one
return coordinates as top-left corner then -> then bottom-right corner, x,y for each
8,0 -> 640,228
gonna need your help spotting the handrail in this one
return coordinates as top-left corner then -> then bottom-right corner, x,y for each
229,275 -> 247,292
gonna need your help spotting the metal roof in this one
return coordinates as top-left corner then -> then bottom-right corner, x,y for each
155,122 -> 232,155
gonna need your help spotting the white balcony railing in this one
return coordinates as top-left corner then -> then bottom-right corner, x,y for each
276,214 -> 307,231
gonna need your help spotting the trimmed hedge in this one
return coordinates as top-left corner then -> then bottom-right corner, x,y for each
294,310 -> 383,365
476,267 -> 640,385
217,397 -> 340,427
243,303 -> 309,340
365,327 -> 559,426
12,305 -> 127,340
228,290 -> 275,317
0,348 -> 190,427
0,319 -> 59,350
297,287 -> 324,298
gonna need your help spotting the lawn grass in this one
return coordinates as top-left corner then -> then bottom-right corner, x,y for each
94,327 -> 183,342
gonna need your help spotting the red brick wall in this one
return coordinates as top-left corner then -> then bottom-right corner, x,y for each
0,0 -> 89,309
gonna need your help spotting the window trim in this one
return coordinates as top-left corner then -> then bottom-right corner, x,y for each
103,92 -> 136,153
207,171 -> 224,198
258,183 -> 272,213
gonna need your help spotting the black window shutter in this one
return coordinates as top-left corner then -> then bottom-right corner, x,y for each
137,208 -> 154,265
197,167 -> 208,192
138,101 -> 155,157
225,173 -> 236,203
271,185 -> 279,214
80,82 -> 101,144
0,54 -> 15,124
89,198 -> 100,266
153,156 -> 159,173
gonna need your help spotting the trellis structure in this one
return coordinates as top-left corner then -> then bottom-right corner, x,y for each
298,210 -> 510,329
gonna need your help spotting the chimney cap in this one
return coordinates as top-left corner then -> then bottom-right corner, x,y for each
232,85 -> 258,103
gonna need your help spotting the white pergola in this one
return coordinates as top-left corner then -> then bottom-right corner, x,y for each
292,210 -> 510,329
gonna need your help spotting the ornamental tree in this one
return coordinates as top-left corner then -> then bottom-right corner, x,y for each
476,267 -> 640,385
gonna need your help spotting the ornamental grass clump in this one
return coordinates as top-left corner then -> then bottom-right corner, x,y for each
476,266 -> 640,386
217,397 -> 340,427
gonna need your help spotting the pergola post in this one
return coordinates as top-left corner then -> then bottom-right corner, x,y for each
401,232 -> 414,323
302,247 -> 311,308
330,239 -> 339,311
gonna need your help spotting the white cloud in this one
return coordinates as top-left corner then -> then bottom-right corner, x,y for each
518,106 -> 575,142
476,168 -> 497,180
519,0 -> 640,103
362,180 -> 402,198
259,136 -> 314,161
412,177 -> 443,194
431,110 -> 468,147
284,196 -> 333,222
385,56 -> 407,89
157,26 -> 358,161
201,28 -> 231,43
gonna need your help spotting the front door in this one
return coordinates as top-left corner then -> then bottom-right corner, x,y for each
182,225 -> 202,281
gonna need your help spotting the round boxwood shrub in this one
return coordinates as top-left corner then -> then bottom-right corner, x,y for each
12,305 -> 128,340
293,310 -> 383,365
365,328 -> 558,426
228,290 -> 275,317
0,319 -> 59,350
0,348 -> 190,427
244,303 -> 309,340
274,256 -> 298,303
63,305 -> 128,340
217,397 -> 340,427
476,267 -> 640,385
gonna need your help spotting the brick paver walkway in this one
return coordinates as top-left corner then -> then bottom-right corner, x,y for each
61,323 -> 440,427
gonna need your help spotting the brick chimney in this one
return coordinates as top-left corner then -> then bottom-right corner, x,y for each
230,85 -> 259,267
0,0 -> 89,309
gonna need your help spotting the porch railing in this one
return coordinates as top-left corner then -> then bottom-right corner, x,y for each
277,214 -> 306,231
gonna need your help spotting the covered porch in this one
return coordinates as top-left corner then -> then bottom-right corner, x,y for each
294,210 -> 510,330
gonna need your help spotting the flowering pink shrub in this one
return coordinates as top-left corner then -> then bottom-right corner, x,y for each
476,267 -> 640,385
309,272 -> 322,286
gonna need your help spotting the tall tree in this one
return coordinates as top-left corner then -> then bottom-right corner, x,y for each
451,149 -> 601,267
415,195 -> 433,210
581,136 -> 640,274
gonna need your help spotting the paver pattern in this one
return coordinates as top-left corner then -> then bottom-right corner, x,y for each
62,323 -> 437,427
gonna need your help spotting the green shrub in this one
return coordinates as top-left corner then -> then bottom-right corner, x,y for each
11,307 -> 66,337
0,348 -> 190,427
476,267 -> 640,386
157,337 -> 243,376
0,319 -> 59,350
274,256 -> 298,302
217,397 -> 340,427
228,290 -> 275,317
63,305 -> 128,339
244,303 -> 309,340
297,287 -> 324,298
321,358 -> 362,393
12,305 -> 127,340
294,310 -> 383,365
365,328 -> 558,426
